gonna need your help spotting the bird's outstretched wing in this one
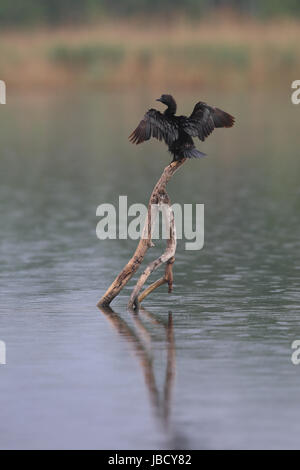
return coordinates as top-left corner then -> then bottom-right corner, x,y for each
129,109 -> 178,145
182,102 -> 235,142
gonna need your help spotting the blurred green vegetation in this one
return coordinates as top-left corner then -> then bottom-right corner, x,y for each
49,44 -> 125,66
1,1 -> 299,90
164,44 -> 250,68
1,0 -> 300,26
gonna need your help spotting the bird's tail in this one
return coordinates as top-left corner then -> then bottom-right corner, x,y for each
182,148 -> 207,159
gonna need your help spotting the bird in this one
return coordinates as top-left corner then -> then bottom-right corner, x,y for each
129,94 -> 235,161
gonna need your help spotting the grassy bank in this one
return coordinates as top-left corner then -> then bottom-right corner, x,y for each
1,18 -> 300,90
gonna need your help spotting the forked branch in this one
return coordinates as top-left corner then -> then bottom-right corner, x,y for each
97,158 -> 186,308
128,202 -> 176,309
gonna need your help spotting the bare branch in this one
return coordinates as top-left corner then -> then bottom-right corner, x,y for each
97,158 -> 186,308
138,256 -> 175,304
128,204 -> 176,309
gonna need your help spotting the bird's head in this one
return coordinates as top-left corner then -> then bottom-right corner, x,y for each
156,94 -> 174,106
156,94 -> 177,114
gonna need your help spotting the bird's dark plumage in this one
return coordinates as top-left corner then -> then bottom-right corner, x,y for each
129,94 -> 235,161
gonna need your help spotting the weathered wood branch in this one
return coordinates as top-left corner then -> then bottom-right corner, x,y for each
97,158 -> 186,308
128,203 -> 176,309
138,256 -> 175,304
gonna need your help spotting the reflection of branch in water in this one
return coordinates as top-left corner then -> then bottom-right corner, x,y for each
139,308 -> 176,426
131,311 -> 152,354
99,305 -> 159,412
164,313 -> 176,423
98,305 -> 176,428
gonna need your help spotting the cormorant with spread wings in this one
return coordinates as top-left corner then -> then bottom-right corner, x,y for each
129,94 -> 235,161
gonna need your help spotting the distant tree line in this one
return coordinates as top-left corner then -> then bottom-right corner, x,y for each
1,0 -> 300,25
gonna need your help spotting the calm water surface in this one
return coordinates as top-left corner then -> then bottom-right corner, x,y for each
0,90 -> 300,449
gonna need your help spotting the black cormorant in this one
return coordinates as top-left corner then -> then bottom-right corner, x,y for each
129,94 -> 235,161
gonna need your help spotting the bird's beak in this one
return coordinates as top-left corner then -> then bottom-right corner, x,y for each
156,98 -> 162,102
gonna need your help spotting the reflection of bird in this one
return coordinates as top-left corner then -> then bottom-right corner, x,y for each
129,94 -> 235,161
